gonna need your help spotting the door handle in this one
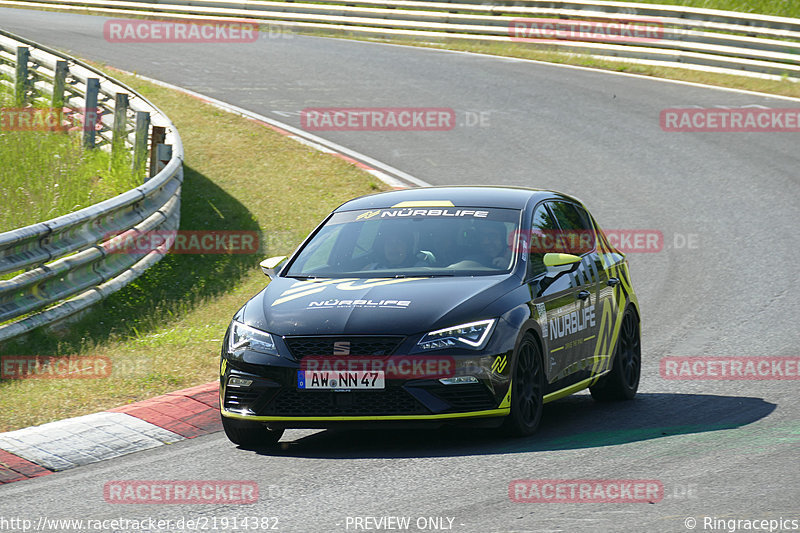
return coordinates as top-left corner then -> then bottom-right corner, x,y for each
607,277 -> 620,287
577,290 -> 591,300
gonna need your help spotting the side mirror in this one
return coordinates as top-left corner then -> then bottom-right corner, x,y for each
543,253 -> 581,269
259,256 -> 287,279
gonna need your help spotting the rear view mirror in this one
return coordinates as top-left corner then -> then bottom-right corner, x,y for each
543,253 -> 581,269
259,256 -> 287,279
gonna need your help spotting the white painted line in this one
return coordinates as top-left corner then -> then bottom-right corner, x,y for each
363,168 -> 408,189
354,38 -> 800,103
0,412 -> 182,471
110,70 -> 433,188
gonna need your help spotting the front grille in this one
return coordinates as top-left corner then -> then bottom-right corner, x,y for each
284,336 -> 404,358
262,388 -> 428,416
429,383 -> 497,412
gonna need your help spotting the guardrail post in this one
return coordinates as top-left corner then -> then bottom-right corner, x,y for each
133,111 -> 150,179
14,46 -> 30,106
154,143 -> 172,176
149,126 -> 166,177
52,60 -> 67,109
83,78 -> 100,149
112,92 -> 129,158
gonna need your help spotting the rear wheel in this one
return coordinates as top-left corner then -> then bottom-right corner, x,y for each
590,307 -> 640,401
502,333 -> 544,437
222,415 -> 284,448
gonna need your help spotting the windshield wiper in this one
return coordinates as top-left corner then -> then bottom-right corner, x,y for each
394,273 -> 455,278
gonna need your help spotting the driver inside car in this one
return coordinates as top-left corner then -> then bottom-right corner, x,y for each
474,223 -> 510,268
365,227 -> 435,270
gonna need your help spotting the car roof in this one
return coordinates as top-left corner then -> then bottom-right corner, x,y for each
335,186 -> 579,211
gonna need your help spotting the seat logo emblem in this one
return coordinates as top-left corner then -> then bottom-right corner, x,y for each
333,341 -> 351,355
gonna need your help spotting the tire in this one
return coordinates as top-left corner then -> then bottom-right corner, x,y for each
222,415 -> 284,449
502,333 -> 545,437
590,307 -> 641,402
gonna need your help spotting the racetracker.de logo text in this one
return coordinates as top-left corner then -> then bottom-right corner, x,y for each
104,19 -> 260,43
300,108 -> 456,131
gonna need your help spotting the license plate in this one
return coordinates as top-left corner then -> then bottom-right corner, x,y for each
298,370 -> 385,390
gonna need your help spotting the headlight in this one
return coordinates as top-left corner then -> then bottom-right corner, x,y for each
417,319 -> 496,351
228,321 -> 279,356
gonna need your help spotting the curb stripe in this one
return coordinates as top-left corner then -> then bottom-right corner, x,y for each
0,449 -> 51,484
0,382 -> 220,483
110,382 -> 221,438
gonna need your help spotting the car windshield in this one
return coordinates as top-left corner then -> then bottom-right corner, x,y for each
285,207 -> 522,278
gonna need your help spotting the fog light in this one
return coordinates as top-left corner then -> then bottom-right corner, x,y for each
228,377 -> 253,387
439,376 -> 479,385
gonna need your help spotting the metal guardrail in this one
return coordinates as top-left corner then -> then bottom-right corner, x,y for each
0,29 -> 183,342
1,0 -> 799,80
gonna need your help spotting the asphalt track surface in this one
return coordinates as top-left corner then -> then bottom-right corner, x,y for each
1,7 -> 799,533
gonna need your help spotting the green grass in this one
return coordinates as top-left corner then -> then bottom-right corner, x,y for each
0,85 -> 138,234
0,64 -> 387,432
618,0 -> 799,18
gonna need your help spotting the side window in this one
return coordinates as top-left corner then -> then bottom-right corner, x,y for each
527,203 -> 557,278
547,201 -> 596,255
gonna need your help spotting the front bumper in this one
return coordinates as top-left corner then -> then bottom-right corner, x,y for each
219,349 -> 513,427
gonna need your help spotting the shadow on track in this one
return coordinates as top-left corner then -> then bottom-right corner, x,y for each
252,392 -> 775,458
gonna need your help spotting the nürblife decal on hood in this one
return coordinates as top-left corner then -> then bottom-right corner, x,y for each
307,298 -> 410,310
271,277 -> 422,307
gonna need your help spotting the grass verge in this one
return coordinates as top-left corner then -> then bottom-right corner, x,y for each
0,63 -> 386,432
0,85 -> 138,233
617,0 -> 800,18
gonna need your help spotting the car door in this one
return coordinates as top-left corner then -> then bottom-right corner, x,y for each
590,217 -> 632,377
542,201 -> 602,385
525,202 -> 583,389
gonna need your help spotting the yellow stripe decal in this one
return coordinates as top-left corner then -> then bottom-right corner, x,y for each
498,380 -> 513,408
283,278 -> 348,295
336,278 -> 421,290
391,200 -> 454,208
221,408 -> 509,422
271,286 -> 326,306
544,372 -> 610,404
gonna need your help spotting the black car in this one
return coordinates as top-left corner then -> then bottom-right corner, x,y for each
220,186 -> 641,446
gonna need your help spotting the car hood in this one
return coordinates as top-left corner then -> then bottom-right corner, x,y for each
242,275 -> 517,337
